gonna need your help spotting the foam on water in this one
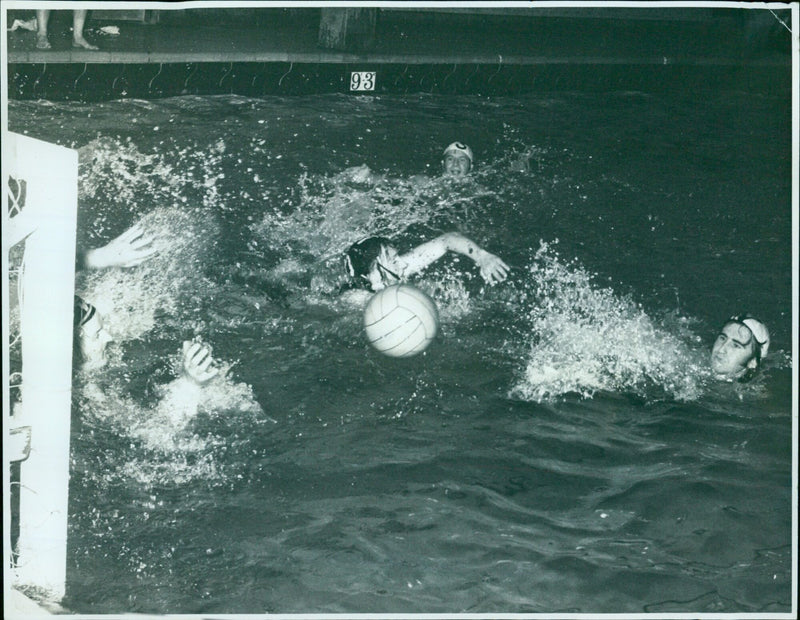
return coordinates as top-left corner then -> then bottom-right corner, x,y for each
74,136 -> 231,340
76,353 -> 264,488
7,91 -> 790,615
69,140 -> 271,487
78,209 -> 217,341
508,242 -> 707,403
69,125 -> 769,433
250,164 -> 495,271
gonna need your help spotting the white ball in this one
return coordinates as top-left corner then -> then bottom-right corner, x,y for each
363,284 -> 439,357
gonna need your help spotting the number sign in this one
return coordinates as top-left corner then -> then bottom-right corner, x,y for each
350,71 -> 376,91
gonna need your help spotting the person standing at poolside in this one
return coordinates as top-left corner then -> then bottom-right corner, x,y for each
35,9 -> 98,50
710,315 -> 770,382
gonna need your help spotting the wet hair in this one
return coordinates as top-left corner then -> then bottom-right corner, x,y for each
723,314 -> 770,382
344,237 -> 392,289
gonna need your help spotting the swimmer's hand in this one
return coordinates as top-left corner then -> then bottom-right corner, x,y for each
475,251 -> 510,285
83,224 -> 158,269
181,341 -> 219,386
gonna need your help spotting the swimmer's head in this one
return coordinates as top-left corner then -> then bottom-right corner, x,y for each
74,296 -> 113,369
442,142 -> 473,177
344,236 -> 402,292
710,314 -> 769,382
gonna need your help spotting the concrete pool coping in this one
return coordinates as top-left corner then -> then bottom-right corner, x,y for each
5,10 -> 791,68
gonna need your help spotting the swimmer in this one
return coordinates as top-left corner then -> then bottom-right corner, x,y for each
710,315 -> 770,382
73,296 -> 113,370
78,223 -> 158,270
73,296 -> 218,385
406,141 -> 475,186
344,232 -> 509,293
442,142 -> 474,177
342,141 -> 475,191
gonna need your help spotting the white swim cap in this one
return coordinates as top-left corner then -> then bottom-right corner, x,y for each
443,142 -> 474,165
741,317 -> 770,358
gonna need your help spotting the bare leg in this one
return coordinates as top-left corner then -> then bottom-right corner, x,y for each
72,10 -> 98,50
35,9 -> 50,49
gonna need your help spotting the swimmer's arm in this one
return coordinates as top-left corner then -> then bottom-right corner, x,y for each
154,342 -> 218,428
401,232 -> 510,285
79,224 -> 158,270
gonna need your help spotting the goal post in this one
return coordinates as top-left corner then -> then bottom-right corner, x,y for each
3,131 -> 78,602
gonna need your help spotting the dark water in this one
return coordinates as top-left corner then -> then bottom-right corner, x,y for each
7,89 -> 793,614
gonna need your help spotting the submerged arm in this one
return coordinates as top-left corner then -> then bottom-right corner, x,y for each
399,232 -> 510,285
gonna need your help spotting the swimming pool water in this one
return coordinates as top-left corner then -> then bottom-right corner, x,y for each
7,88 -> 794,614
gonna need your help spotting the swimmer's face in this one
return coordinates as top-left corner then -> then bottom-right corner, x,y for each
443,153 -> 471,177
366,245 -> 404,291
711,322 -> 757,380
79,312 -> 113,369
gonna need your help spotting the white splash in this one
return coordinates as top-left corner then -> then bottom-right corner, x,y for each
509,243 -> 704,402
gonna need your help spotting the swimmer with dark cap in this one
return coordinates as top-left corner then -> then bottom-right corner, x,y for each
710,314 -> 770,382
73,295 -> 218,385
344,232 -> 509,293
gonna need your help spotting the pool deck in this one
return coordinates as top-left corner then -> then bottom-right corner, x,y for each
5,10 -> 790,68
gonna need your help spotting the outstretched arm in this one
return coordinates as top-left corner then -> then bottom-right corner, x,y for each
80,223 -> 158,270
399,232 -> 510,285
